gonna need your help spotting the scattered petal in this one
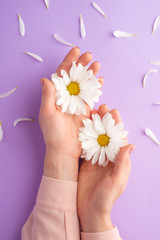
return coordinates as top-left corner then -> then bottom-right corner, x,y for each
18,14 -> 25,37
0,86 -> 19,98
142,69 -> 158,88
53,33 -> 75,47
0,122 -> 3,142
154,102 -> 160,105
145,128 -> 160,146
80,14 -> 86,38
113,31 -> 137,38
152,16 -> 160,34
23,52 -> 43,62
13,118 -> 36,127
150,60 -> 160,66
44,0 -> 49,9
91,2 -> 106,18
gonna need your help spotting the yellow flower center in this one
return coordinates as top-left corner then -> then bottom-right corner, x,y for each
97,134 -> 110,147
66,81 -> 80,95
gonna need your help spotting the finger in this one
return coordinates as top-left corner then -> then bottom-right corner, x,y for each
111,144 -> 135,191
90,109 -> 98,119
56,47 -> 80,76
88,61 -> 101,75
98,104 -> 109,118
76,52 -> 92,66
40,78 -> 56,112
98,77 -> 104,87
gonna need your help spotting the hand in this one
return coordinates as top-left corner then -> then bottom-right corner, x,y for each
77,104 -> 135,232
39,47 -> 103,181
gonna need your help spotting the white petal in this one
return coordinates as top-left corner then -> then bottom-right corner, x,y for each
106,118 -> 115,136
150,60 -> 160,66
91,2 -> 106,18
51,74 -> 62,84
54,78 -> 66,91
80,70 -> 93,81
105,146 -> 116,162
80,14 -> 86,38
77,64 -> 88,79
85,145 -> 99,160
56,92 -> 69,105
113,31 -> 137,38
18,14 -> 25,37
114,131 -> 129,139
0,122 -> 3,142
61,70 -> 70,85
44,0 -> 49,9
79,92 -> 94,109
53,33 -> 75,47
152,16 -> 160,34
69,61 -> 77,81
82,140 -> 98,149
83,118 -> 93,128
143,69 -> 158,88
93,114 -> 105,134
61,95 -> 70,113
75,96 -> 86,115
0,86 -> 19,98
13,118 -> 36,127
69,96 -> 77,115
92,148 -> 101,165
114,122 -> 124,132
145,128 -> 160,146
102,112 -> 112,127
82,127 -> 98,138
154,102 -> 160,105
98,147 -> 106,166
23,52 -> 43,62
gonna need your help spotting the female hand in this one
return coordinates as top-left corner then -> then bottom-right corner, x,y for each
77,104 -> 135,231
39,47 -> 103,181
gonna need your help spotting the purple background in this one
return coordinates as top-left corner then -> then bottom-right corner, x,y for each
0,0 -> 160,239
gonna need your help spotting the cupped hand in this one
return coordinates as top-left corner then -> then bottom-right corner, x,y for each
39,47 -> 103,180
77,104 -> 135,232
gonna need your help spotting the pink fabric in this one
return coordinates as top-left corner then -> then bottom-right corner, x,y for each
21,175 -> 122,240
81,227 -> 122,240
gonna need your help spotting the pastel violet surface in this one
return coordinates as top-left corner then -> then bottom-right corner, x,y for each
1,0 -> 160,240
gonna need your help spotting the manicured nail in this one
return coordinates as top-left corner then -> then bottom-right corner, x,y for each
129,146 -> 135,155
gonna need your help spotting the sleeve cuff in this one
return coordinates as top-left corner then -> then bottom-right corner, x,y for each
81,226 -> 121,240
36,175 -> 78,212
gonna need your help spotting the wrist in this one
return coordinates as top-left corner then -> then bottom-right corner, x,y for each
79,213 -> 113,233
43,147 -> 79,182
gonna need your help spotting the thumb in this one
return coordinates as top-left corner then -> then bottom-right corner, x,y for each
40,78 -> 56,111
112,144 -> 135,187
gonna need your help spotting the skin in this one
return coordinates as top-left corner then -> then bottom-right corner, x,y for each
39,47 -> 135,233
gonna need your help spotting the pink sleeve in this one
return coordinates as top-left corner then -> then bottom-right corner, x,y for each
21,175 -> 80,240
81,226 -> 122,240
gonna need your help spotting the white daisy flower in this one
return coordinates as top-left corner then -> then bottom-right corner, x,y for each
51,62 -> 102,115
79,112 -> 128,167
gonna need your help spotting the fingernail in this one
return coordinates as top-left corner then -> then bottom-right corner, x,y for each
40,79 -> 44,86
75,46 -> 80,49
129,146 -> 135,155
